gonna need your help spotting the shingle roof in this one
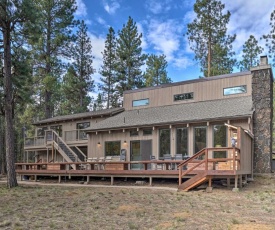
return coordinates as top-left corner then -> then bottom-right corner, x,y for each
86,96 -> 253,131
33,107 -> 125,125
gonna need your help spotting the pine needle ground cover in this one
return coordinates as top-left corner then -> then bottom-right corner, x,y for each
0,175 -> 275,230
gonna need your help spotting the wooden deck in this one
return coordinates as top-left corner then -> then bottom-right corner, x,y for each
15,158 -> 245,188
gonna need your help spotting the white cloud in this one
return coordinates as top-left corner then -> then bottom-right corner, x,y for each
220,0 -> 274,59
136,22 -> 148,50
145,19 -> 193,70
145,0 -> 172,14
88,32 -> 106,85
147,19 -> 181,60
173,54 -> 194,70
75,0 -> 87,17
96,16 -> 107,26
103,0 -> 120,15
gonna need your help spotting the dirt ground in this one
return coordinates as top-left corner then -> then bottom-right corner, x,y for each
0,175 -> 275,230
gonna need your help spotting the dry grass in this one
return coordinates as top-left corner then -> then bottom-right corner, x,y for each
0,175 -> 275,229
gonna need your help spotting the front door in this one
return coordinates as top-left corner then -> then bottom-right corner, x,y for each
130,140 -> 152,169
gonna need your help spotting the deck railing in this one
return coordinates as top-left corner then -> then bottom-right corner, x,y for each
24,136 -> 45,147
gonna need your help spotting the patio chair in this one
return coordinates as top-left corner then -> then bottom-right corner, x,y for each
173,154 -> 183,170
150,155 -> 163,170
98,156 -> 105,170
163,154 -> 172,170
90,157 -> 99,170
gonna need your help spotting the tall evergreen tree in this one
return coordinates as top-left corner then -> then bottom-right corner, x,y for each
186,0 -> 236,77
61,20 -> 94,114
31,0 -> 77,119
0,0 -> 38,188
239,35 -> 263,71
263,8 -> 275,67
116,16 -> 147,96
144,54 -> 171,87
92,93 -> 104,111
99,27 -> 119,108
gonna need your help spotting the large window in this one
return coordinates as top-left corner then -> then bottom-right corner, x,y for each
105,141 -> 121,156
130,129 -> 139,136
223,85 -> 247,96
77,122 -> 90,139
194,126 -> 207,154
50,125 -> 62,137
132,98 -> 149,107
143,128 -> 153,136
176,128 -> 188,156
37,127 -> 47,137
77,122 -> 90,129
174,92 -> 194,101
213,125 -> 227,158
159,129 -> 170,158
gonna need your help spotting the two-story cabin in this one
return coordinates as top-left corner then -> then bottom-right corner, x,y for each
20,56 -> 273,191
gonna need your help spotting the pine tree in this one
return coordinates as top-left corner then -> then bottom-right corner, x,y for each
116,17 -> 147,96
0,0 -> 38,188
239,35 -> 263,71
262,9 -> 275,67
92,93 -> 104,111
144,54 -> 171,86
186,0 -> 236,77
61,20 -> 94,114
31,0 -> 77,119
99,27 -> 119,108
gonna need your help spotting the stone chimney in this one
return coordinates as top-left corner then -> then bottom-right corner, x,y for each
250,56 -> 273,173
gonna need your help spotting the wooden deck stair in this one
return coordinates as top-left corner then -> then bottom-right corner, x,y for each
177,147 -> 241,191
45,130 -> 85,170
178,171 -> 208,191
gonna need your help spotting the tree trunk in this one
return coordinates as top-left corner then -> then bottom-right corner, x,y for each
0,115 -> 6,175
207,37 -> 211,77
45,12 -> 52,119
3,25 -> 18,188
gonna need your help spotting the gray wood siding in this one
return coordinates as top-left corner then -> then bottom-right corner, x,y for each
124,74 -> 252,110
88,119 -> 250,160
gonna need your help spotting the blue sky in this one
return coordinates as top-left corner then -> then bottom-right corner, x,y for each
74,0 -> 274,91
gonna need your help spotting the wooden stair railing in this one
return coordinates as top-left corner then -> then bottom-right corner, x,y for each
178,149 -> 207,180
177,147 -> 241,191
177,148 -> 209,191
45,130 -> 81,170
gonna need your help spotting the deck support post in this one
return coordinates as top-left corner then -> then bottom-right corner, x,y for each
206,176 -> 213,193
34,175 -> 37,182
239,175 -> 242,188
111,176 -> 114,185
87,176 -> 90,184
232,175 -> 239,192
227,177 -> 231,188
58,175 -> 61,183
149,177 -> 153,186
179,166 -> 182,185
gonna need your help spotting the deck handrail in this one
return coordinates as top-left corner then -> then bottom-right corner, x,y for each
45,130 -> 79,162
177,147 -> 241,185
